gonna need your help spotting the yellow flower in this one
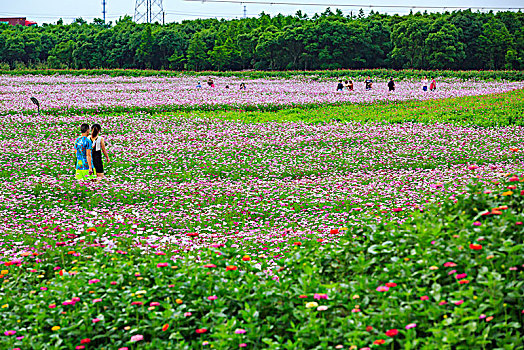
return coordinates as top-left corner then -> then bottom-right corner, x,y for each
1,304 -> 8,309
502,191 -> 513,196
51,326 -> 60,331
443,315 -> 448,319
1,270 -> 8,275
305,302 -> 319,308
137,277 -> 144,280
176,299 -> 183,304
37,275 -> 44,278
404,257 -> 410,261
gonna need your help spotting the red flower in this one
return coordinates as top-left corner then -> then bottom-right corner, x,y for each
203,264 -> 216,268
385,282 -> 397,287
385,329 -> 398,337
80,338 -> 91,344
157,263 -> 168,267
59,270 -> 64,276
131,301 -> 143,306
187,233 -> 199,238
162,324 -> 169,332
293,242 -> 302,246
86,228 -> 97,232
298,295 -> 307,298
469,244 -> 482,250
458,279 -> 470,284
392,208 -> 403,212
330,229 -> 339,234
373,339 -> 386,345
225,265 -> 238,271
196,328 -> 207,334
366,326 -> 373,332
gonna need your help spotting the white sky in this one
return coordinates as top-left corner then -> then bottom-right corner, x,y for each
0,0 -> 522,24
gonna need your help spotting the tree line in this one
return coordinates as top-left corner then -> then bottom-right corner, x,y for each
0,9 -> 523,71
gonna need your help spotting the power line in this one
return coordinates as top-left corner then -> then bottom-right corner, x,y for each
185,0 -> 523,11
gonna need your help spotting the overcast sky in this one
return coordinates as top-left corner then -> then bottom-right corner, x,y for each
1,0 -> 522,24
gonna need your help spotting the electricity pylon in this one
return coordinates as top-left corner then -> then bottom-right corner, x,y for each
134,0 -> 164,23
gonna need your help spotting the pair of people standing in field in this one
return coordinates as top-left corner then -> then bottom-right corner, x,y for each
422,76 -> 437,91
74,123 -> 110,181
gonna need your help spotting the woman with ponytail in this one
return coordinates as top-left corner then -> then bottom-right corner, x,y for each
89,124 -> 110,180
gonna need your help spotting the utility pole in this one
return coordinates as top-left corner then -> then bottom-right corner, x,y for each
102,0 -> 107,23
163,11 -> 165,25
243,5 -> 247,18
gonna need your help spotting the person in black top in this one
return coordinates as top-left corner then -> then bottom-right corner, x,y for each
336,80 -> 344,91
388,78 -> 395,92
365,77 -> 373,90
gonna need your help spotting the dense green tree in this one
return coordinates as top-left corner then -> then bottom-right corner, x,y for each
0,10 -> 522,71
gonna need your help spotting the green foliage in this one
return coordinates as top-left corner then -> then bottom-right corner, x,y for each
0,10 -> 523,71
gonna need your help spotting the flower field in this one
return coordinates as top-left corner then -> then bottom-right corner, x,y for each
0,74 -> 523,350
1,75 -> 523,113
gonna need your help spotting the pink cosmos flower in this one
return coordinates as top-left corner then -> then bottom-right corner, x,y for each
4,330 -> 16,336
131,334 -> 143,342
455,273 -> 467,279
184,312 -> 192,317
473,221 -> 481,226
235,328 -> 246,334
208,295 -> 217,301
239,344 -> 247,348
454,300 -> 464,305
439,301 -> 447,305
314,293 -> 328,300
93,298 -> 102,303
405,323 -> 417,329
92,318 -> 101,323
150,302 -> 160,307
376,286 -> 389,292
157,263 -> 168,267
420,296 -> 429,301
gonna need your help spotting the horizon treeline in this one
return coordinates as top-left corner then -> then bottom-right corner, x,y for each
1,9 -> 523,71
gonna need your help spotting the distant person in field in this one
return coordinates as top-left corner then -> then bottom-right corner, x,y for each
347,80 -> 354,91
74,123 -> 94,181
422,76 -> 429,91
365,77 -> 373,90
336,80 -> 344,91
89,123 -> 110,181
207,78 -> 215,87
430,78 -> 437,91
225,85 -> 230,89
196,81 -> 202,88
240,82 -> 246,90
388,77 -> 395,92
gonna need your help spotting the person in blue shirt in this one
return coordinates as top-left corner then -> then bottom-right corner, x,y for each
74,123 -> 94,181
